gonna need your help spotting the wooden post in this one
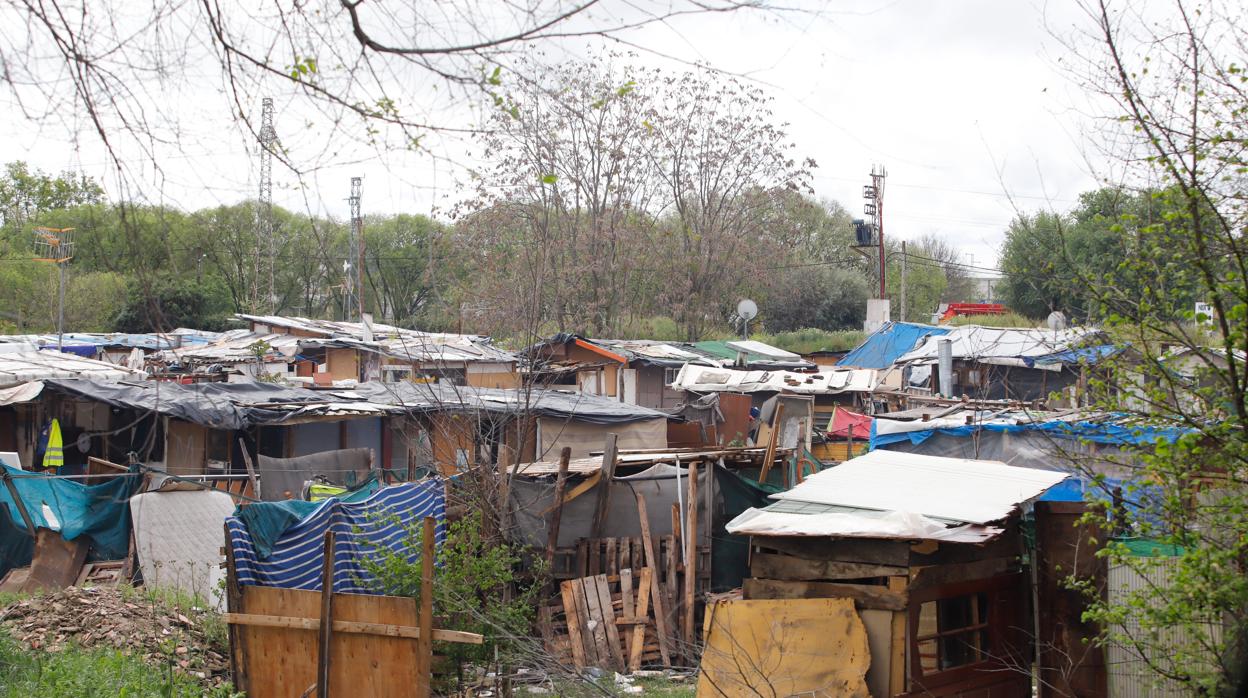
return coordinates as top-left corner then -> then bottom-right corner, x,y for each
416,517 -> 436,698
316,530 -> 336,698
1,470 -> 36,536
758,403 -> 784,483
683,462 -> 698,656
238,437 -> 261,500
632,492 -> 671,667
544,447 -> 572,568
223,522 -> 249,692
888,575 -> 908,696
590,434 -> 618,539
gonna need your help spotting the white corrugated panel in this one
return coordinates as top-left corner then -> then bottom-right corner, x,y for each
771,450 -> 1067,524
896,325 -> 1100,363
1106,558 -> 1222,698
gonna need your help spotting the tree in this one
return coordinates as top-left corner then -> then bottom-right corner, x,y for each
1037,2 -> 1248,693
648,71 -> 815,340
0,161 -> 102,237
113,278 -> 232,333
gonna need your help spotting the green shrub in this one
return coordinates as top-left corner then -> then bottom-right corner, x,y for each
357,516 -> 546,690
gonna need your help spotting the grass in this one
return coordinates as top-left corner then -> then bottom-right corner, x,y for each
631,675 -> 697,697
751,327 -> 865,354
0,627 -> 238,698
943,312 -> 1040,328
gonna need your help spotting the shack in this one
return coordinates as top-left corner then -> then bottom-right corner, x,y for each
726,450 -> 1066,697
353,381 -> 674,470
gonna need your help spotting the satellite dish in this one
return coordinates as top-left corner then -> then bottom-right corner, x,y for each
737,299 -> 758,321
1046,311 -> 1067,331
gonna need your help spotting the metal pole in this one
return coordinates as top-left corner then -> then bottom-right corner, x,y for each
57,261 -> 65,352
938,338 -> 954,398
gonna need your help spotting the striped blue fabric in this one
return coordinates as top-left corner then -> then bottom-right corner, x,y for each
226,481 -> 445,593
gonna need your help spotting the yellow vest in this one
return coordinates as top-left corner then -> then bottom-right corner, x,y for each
42,418 -> 63,469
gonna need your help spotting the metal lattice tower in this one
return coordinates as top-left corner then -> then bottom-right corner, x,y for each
256,97 -> 279,312
345,176 -> 364,321
864,164 -> 887,297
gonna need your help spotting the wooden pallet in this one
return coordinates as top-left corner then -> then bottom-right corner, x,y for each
541,568 -> 663,672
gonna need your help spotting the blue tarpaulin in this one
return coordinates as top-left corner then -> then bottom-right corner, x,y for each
0,462 -> 141,559
234,478 -> 381,559
226,481 -> 444,593
839,322 -> 951,369
869,416 -> 1192,451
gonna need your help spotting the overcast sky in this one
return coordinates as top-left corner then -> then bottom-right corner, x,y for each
0,0 -> 1111,274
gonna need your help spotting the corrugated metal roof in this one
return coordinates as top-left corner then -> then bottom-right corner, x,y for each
672,364 -> 877,394
236,314 -> 517,364
515,447 -> 775,475
771,449 -> 1068,524
0,352 -> 143,385
896,325 -> 1103,364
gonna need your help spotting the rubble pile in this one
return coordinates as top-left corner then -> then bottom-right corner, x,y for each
0,586 -> 230,689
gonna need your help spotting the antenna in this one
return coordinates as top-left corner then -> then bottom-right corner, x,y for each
736,298 -> 758,339
32,227 -> 75,351
256,97 -> 280,312
345,177 -> 364,321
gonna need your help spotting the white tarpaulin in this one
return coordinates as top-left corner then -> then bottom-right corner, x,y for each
896,325 -> 1102,364
0,381 -> 43,406
771,450 -> 1067,525
130,489 -> 236,610
725,506 -> 1001,543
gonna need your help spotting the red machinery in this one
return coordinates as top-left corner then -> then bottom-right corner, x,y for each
939,303 -> 1007,322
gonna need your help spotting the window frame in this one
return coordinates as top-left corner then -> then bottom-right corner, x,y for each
906,572 -> 1025,691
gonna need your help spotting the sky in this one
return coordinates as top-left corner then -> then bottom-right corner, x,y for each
0,0 -> 1114,275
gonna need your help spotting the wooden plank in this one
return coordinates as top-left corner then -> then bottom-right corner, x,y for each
223,614 -> 482,643
742,578 -> 908,612
575,539 -> 588,578
758,403 -> 784,483
581,576 -> 612,668
590,434 -> 619,539
238,437 -> 261,500
751,552 -> 909,581
544,447 -> 572,568
416,517 -> 435,698
629,567 -> 653,672
620,538 -> 631,573
755,536 -> 911,567
683,462 -> 698,654
664,533 -> 678,660
572,577 -> 600,666
909,556 -> 1016,592
559,581 -> 588,669
315,530 -> 336,698
594,574 -> 626,672
234,586 -> 428,696
540,471 -> 601,516
888,575 -> 908,696
223,522 -> 248,692
619,568 -> 635,660
606,538 -> 618,576
632,492 -> 671,667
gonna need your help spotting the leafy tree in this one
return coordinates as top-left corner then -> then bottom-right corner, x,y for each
0,161 -> 103,237
1040,2 -> 1248,693
113,278 -> 232,333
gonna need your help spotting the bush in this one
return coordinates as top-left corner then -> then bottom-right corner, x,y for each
358,516 -> 546,690
752,327 -> 865,355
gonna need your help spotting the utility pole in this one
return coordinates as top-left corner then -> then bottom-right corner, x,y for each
870,164 -> 888,298
256,97 -> 279,313
346,177 -> 365,321
900,240 -> 907,322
